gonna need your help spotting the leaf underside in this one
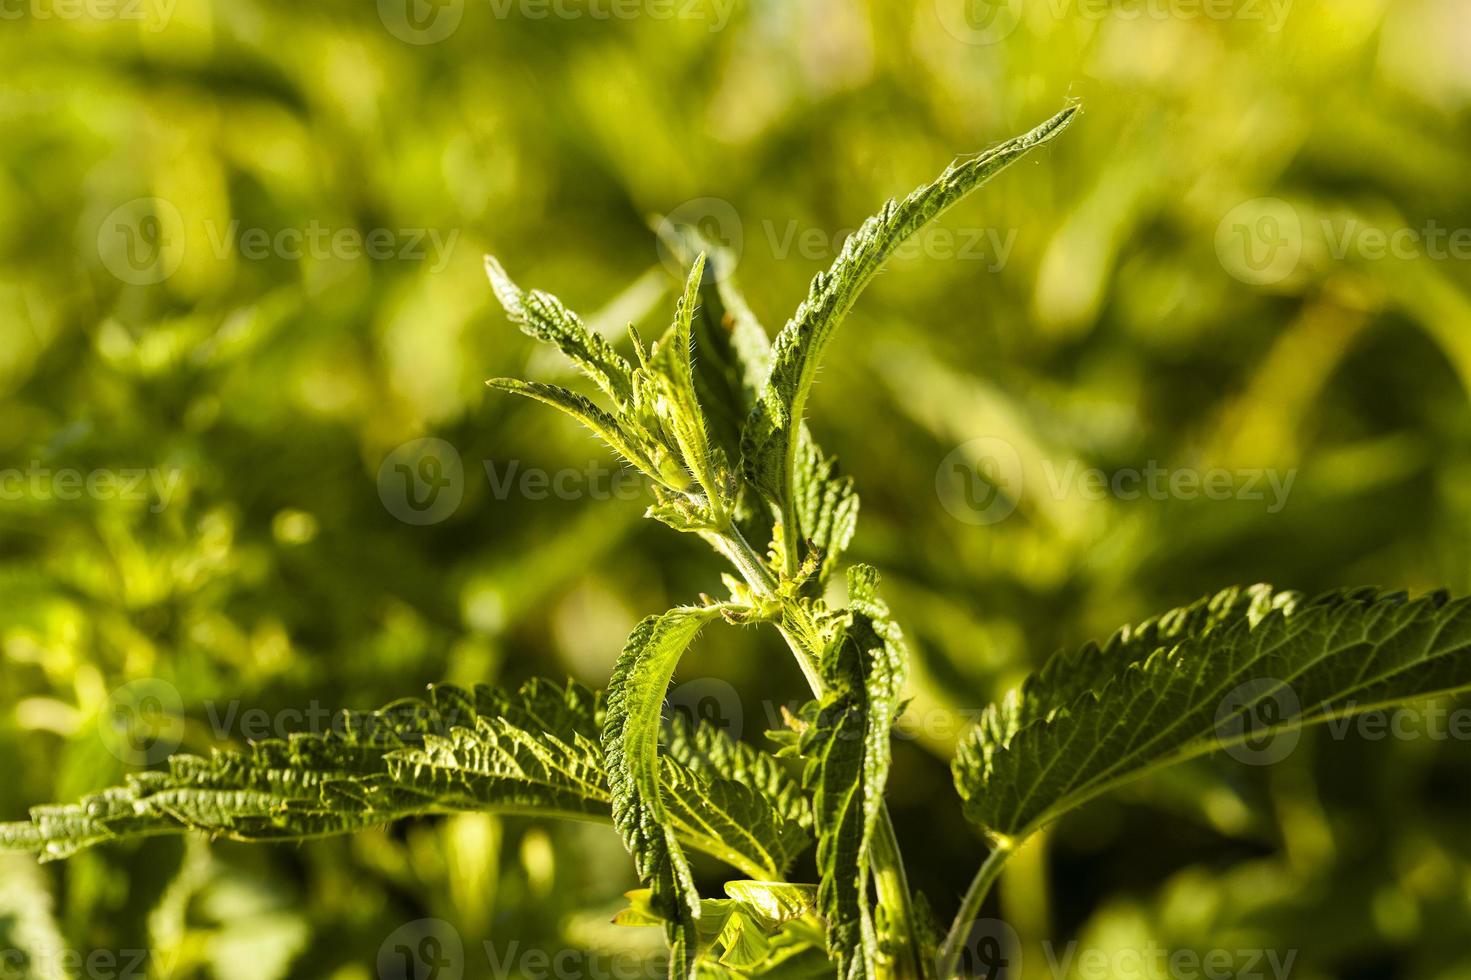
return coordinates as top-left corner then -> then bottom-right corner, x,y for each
604,608 -> 726,979
0,679 -> 809,884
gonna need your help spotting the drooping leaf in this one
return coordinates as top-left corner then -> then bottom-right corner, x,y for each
798,567 -> 908,980
604,607 -> 728,978
0,680 -> 809,884
740,106 -> 1079,553
954,587 -> 1471,843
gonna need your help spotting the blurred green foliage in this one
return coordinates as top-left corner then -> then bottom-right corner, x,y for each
1,0 -> 1468,976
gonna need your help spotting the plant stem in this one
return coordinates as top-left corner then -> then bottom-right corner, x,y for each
936,839 -> 1017,979
718,527 -> 922,978
870,804 -> 922,978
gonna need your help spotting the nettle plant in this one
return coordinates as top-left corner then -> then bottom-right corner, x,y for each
6,104 -> 1471,979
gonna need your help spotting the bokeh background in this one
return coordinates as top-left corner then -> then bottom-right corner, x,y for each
2,0 -> 1470,976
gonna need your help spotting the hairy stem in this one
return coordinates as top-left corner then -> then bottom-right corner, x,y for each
936,839 -> 1017,978
718,527 -> 921,978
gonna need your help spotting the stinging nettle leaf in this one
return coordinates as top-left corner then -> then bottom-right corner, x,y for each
0,679 -> 808,886
604,606 -> 727,979
953,586 -> 1471,844
799,566 -> 908,980
485,255 -> 635,406
741,105 -> 1078,569
486,377 -> 689,491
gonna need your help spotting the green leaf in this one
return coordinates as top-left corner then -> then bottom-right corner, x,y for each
0,680 -> 809,883
486,378 -> 687,490
740,106 -> 1078,567
954,587 -> 1471,843
664,714 -> 812,876
791,436 -> 859,587
654,218 -> 774,429
974,584 -> 1299,755
604,606 -> 728,979
798,567 -> 907,980
617,881 -> 832,979
721,881 -> 820,928
645,253 -> 730,512
485,255 -> 635,405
